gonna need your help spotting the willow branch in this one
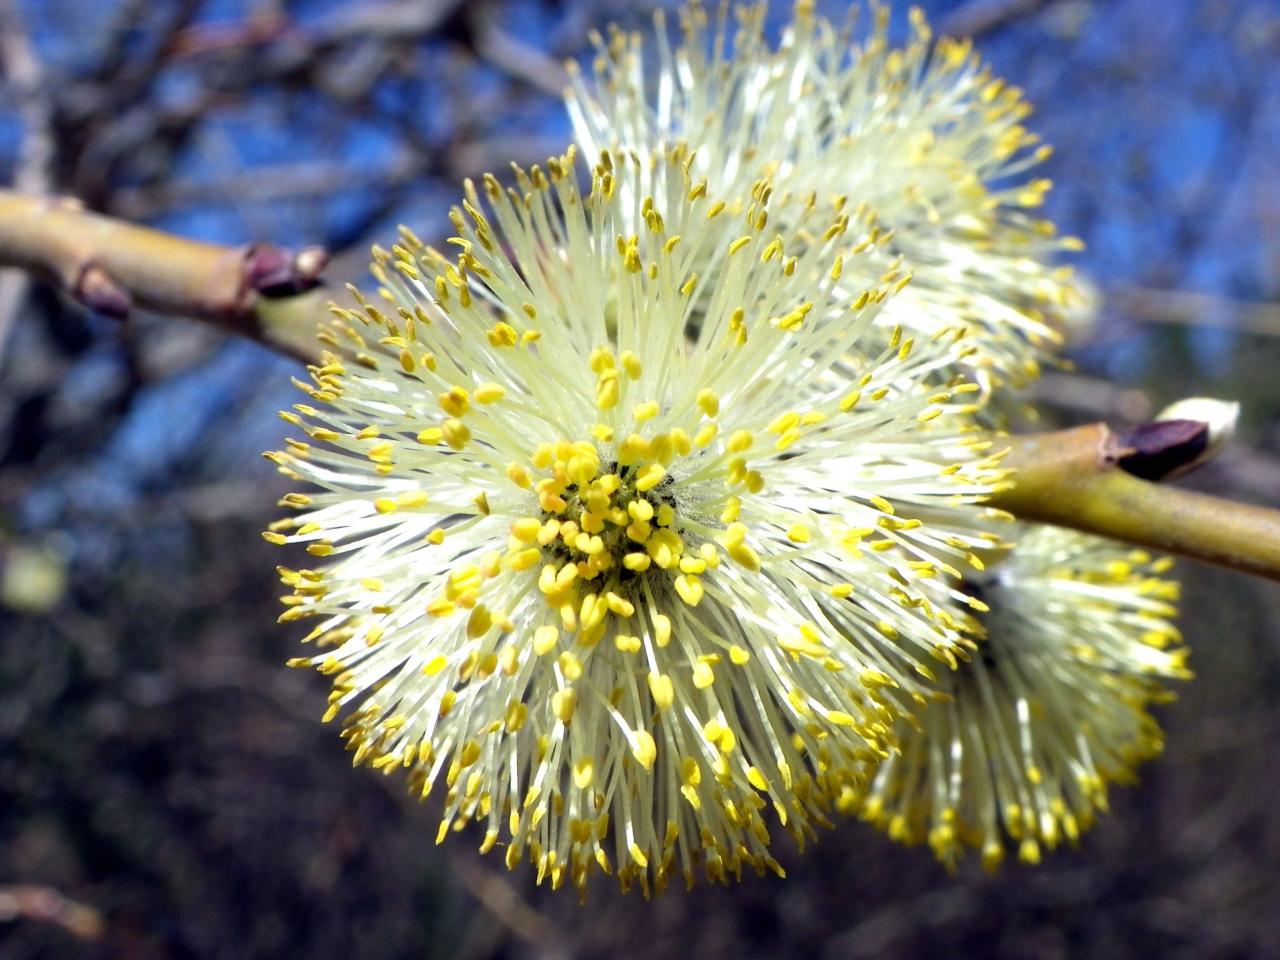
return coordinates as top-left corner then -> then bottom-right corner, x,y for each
5,190 -> 1277,580
991,423 -> 1280,581
0,190 -> 329,359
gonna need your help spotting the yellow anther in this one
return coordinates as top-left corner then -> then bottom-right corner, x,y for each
626,520 -> 652,544
653,613 -> 672,648
767,411 -> 799,434
438,386 -> 470,417
618,433 -> 650,465
634,435 -> 666,469
860,669 -> 894,689
511,517 -> 541,542
607,633 -> 637,654
506,547 -> 540,571
596,370 -> 619,410
691,659 -> 715,689
670,427 -> 692,456
635,463 -> 666,492
631,731 -> 657,771
558,650 -> 583,681
442,418 -> 471,451
627,499 -> 654,522
506,462 -> 532,488
466,604 -> 493,638
605,592 -> 635,618
623,552 -> 651,572
678,556 -> 706,574
775,426 -> 802,451
720,497 -> 741,523
779,631 -> 827,658
474,382 -> 505,404
487,322 -> 518,348
551,688 -> 577,723
648,672 -> 675,710
696,389 -> 720,418
632,400 -> 660,423
589,346 -> 615,374
870,495 -> 895,514
497,701 -> 527,737
674,574 -> 704,606
533,624 -> 559,655
426,598 -> 456,617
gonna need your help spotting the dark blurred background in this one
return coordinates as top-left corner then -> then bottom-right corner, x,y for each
1,1 -> 1278,957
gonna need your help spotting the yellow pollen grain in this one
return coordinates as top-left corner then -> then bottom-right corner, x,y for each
691,660 -> 715,689
442,418 -> 470,451
787,524 -> 811,543
631,731 -> 657,771
653,613 -> 672,648
635,463 -> 666,492
632,400 -> 659,423
551,688 -> 577,723
674,574 -> 704,606
623,552 -> 651,572
533,625 -> 559,655
648,672 -> 675,710
696,389 -> 720,418
474,382 -> 505,404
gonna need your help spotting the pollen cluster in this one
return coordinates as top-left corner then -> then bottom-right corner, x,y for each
264,142 -> 1018,894
567,0 -> 1086,406
262,0 -> 1186,895
841,528 -> 1189,871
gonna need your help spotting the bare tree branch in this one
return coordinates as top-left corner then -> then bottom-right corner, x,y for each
939,0 -> 1058,38
0,191 -> 328,359
0,0 -> 55,360
1111,286 -> 1280,338
0,885 -> 105,941
992,422 -> 1280,581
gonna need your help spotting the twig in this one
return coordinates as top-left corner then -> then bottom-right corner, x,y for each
0,0 -> 55,361
111,155 -> 422,220
939,0 -> 1058,38
1030,371 -> 1153,420
0,191 -> 328,359
468,8 -> 570,98
991,423 -> 1280,581
1111,286 -> 1280,338
0,885 -> 105,941
448,852 -> 572,960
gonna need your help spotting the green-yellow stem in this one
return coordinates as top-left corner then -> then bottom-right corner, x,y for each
3,191 -> 1278,581
0,190 -> 326,358
992,424 -> 1280,581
